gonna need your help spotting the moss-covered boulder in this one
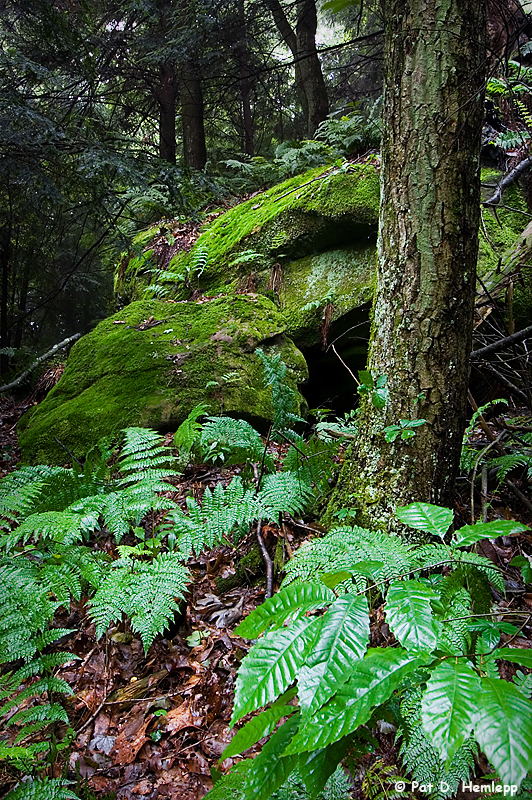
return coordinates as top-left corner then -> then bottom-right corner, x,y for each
18,295 -> 308,464
115,162 -> 381,342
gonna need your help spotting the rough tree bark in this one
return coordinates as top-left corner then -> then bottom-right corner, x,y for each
325,0 -> 487,532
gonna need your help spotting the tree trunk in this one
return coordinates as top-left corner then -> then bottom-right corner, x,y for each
263,0 -> 328,137
295,0 -> 328,137
157,62 -> 177,163
179,58 -> 207,170
325,0 -> 486,532
236,0 -> 254,156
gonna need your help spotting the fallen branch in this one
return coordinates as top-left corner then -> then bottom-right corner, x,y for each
483,157 -> 532,207
470,323 -> 532,360
0,333 -> 81,393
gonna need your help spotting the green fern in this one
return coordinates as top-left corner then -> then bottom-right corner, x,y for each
88,551 -> 190,651
282,435 -> 339,499
173,402 -> 209,466
282,524 -> 413,589
200,416 -> 274,470
397,688 -> 476,799
4,778 -> 80,800
255,348 -> 304,437
117,426 -> 177,487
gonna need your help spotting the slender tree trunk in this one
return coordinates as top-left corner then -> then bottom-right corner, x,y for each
237,0 -> 254,156
295,0 -> 328,137
263,0 -> 328,137
157,62 -> 177,163
0,194 -> 12,376
325,0 -> 487,532
179,58 -> 207,170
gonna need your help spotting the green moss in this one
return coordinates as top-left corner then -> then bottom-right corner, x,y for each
478,169 -> 528,280
113,163 -> 380,303
215,543 -> 263,593
194,162 -> 380,285
278,242 -> 376,346
19,295 -> 308,464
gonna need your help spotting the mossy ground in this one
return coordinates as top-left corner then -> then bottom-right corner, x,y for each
19,295 -> 307,464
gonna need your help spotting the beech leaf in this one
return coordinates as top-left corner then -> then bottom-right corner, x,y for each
421,660 -> 481,764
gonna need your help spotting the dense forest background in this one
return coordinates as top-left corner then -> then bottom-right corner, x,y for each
0,0 -> 386,375
3,1 -> 532,800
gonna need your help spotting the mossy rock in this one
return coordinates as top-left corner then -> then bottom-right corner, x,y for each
18,295 -> 308,464
115,162 -> 380,305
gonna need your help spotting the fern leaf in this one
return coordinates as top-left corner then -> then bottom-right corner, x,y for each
3,778 -> 80,800
258,471 -> 314,517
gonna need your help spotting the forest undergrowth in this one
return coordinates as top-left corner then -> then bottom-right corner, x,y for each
1,351 -> 532,800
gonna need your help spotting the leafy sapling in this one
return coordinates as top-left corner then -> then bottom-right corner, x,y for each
207,503 -> 532,799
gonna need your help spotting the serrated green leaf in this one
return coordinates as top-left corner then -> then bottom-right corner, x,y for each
385,580 -> 439,651
421,661 -> 481,764
474,677 -> 532,786
396,503 -> 453,538
234,714 -> 300,800
299,594 -> 370,716
286,648 -> 430,753
221,705 -> 295,760
454,520 -> 528,547
493,648 -> 532,668
235,583 -> 334,639
232,617 -> 317,724
298,737 -> 352,799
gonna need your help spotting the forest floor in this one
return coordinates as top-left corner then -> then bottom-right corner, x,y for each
1,384 -> 532,800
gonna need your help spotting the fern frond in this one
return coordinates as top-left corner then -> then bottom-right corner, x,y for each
88,552 -> 190,651
200,416 -> 274,470
174,402 -> 209,464
397,688 -> 475,799
490,452 -> 532,484
256,348 -> 304,435
258,471 -> 314,517
3,777 -> 80,800
283,526 -> 414,589
282,436 -> 338,498
168,476 -> 261,557
118,427 -> 178,487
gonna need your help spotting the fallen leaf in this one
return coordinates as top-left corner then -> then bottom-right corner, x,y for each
163,701 -> 201,734
89,734 -> 116,755
112,714 -> 150,765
